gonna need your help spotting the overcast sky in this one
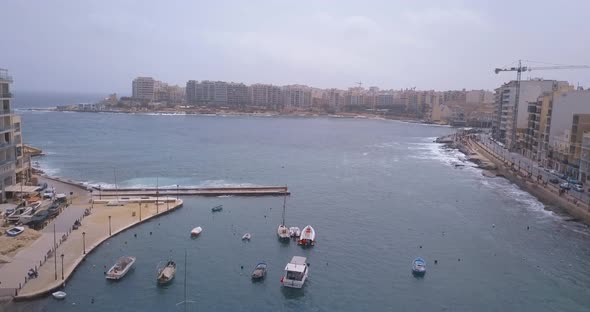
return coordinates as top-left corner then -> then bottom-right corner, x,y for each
3,0 -> 590,94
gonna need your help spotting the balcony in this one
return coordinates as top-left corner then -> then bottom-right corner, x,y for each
0,142 -> 15,149
0,69 -> 12,82
0,109 -> 14,116
0,126 -> 14,133
0,92 -> 12,99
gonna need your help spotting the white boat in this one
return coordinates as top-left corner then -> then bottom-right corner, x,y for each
106,256 -> 136,280
242,233 -> 251,240
52,291 -> 67,300
5,226 -> 25,237
157,260 -> 176,284
7,206 -> 33,223
281,256 -> 308,288
298,225 -> 316,246
191,227 -> 202,237
19,205 -> 40,224
289,227 -> 301,237
277,224 -> 289,240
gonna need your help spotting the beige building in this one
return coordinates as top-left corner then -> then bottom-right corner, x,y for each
0,69 -> 20,201
132,77 -> 155,101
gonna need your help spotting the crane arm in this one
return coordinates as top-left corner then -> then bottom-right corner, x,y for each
495,64 -> 590,74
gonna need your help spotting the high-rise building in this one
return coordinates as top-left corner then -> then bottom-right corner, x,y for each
0,69 -> 19,201
282,85 -> 312,109
251,84 -> 282,109
132,77 -> 155,101
227,83 -> 250,108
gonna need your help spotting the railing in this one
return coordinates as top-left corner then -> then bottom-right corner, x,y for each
0,142 -> 14,149
0,109 -> 14,115
0,92 -> 12,98
0,126 -> 14,133
0,69 -> 12,82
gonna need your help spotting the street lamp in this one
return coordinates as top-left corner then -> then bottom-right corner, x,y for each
139,202 -> 142,221
60,254 -> 64,280
82,232 -> 86,254
108,216 -> 112,236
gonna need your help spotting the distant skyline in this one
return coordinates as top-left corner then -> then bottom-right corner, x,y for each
3,0 -> 590,94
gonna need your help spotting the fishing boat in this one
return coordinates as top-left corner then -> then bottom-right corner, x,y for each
251,262 -> 267,280
277,194 -> 290,240
191,227 -> 202,237
7,206 -> 33,223
19,204 -> 41,225
289,227 -> 301,238
298,225 -> 315,246
242,233 -> 251,240
281,256 -> 308,288
106,256 -> 136,280
211,205 -> 223,212
412,257 -> 426,275
52,291 -> 67,300
157,260 -> 176,284
5,226 -> 24,237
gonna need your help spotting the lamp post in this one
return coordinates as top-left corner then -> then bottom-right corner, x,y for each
108,216 -> 111,236
99,185 -> 102,200
60,254 -> 64,280
139,202 -> 142,221
53,224 -> 57,281
82,231 -> 86,254
176,184 -> 179,201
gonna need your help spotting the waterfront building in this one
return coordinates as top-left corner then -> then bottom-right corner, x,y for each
132,77 -> 155,101
492,79 -> 569,150
251,84 -> 282,109
579,132 -> 590,182
0,69 -> 19,201
282,85 -> 312,110
227,82 -> 250,108
466,90 -> 494,105
185,80 -> 228,106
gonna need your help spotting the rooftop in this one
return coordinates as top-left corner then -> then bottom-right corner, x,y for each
0,69 -> 12,82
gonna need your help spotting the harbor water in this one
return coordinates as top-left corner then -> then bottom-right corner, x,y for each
8,106 -> 590,311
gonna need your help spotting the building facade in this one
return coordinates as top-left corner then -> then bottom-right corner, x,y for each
132,77 -> 155,101
0,69 -> 19,201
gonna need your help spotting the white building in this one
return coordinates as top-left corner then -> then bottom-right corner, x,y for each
0,69 -> 19,201
548,90 -> 590,148
132,77 -> 155,101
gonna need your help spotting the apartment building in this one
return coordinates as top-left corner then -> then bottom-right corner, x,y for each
132,77 -> 155,101
227,83 -> 250,107
251,84 -> 282,109
0,69 -> 18,201
282,85 -> 312,110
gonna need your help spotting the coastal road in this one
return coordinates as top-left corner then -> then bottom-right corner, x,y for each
477,134 -> 590,204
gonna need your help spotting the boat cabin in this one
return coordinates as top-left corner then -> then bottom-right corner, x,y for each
283,256 -> 308,288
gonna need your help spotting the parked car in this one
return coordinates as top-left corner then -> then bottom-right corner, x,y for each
549,178 -> 559,184
573,184 -> 584,192
560,182 -> 571,190
42,190 -> 55,199
36,183 -> 48,191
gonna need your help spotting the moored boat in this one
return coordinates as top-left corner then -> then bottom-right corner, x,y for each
242,233 -> 251,240
277,224 -> 289,240
281,256 -> 308,288
52,291 -> 67,300
5,226 -> 24,237
191,226 -> 202,237
289,226 -> 301,237
211,205 -> 223,212
7,206 -> 33,223
106,256 -> 136,280
412,257 -> 426,275
298,225 -> 315,246
157,260 -> 176,284
251,262 -> 267,280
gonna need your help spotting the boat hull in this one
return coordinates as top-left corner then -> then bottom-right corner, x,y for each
298,225 -> 315,246
106,256 -> 136,280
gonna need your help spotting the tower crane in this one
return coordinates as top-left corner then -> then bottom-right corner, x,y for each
494,60 -> 590,151
356,81 -> 363,88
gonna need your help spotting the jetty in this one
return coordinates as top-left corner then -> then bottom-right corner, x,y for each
93,186 -> 290,197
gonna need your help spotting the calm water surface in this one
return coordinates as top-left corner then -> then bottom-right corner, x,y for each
7,110 -> 590,311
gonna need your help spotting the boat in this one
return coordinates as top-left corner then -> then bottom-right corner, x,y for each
5,226 -> 25,237
211,205 -> 223,212
7,206 -> 33,223
251,262 -> 267,280
277,194 -> 290,240
27,210 -> 49,228
52,291 -> 67,300
157,260 -> 176,284
412,257 -> 426,275
242,233 -> 251,240
106,256 -> 136,280
19,203 -> 42,224
298,225 -> 315,246
190,227 -> 202,237
289,227 -> 301,237
281,256 -> 308,288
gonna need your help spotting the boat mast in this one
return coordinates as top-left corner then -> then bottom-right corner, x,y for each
282,192 -> 286,226
183,249 -> 187,312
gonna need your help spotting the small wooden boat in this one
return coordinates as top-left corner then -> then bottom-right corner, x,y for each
191,227 -> 202,237
298,225 -> 315,246
52,291 -> 67,300
412,257 -> 426,275
281,256 -> 308,288
5,226 -> 25,237
106,256 -> 136,280
277,224 -> 289,240
211,205 -> 223,212
157,260 -> 176,285
242,233 -> 251,240
289,227 -> 301,237
251,262 -> 267,280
